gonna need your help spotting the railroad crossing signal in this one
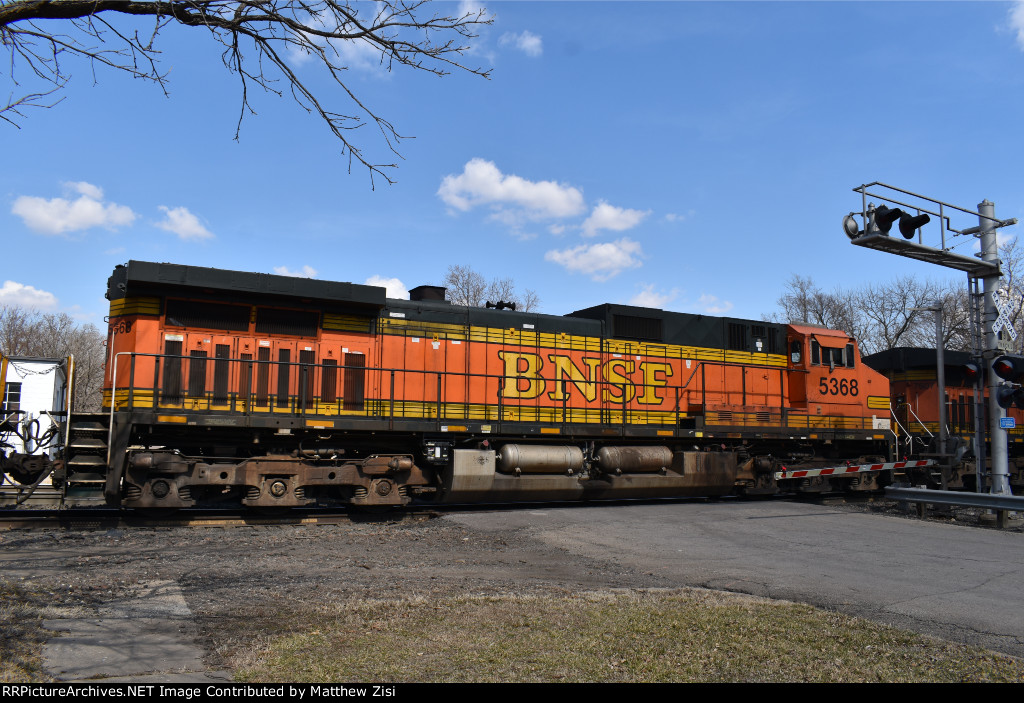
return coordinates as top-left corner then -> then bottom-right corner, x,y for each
995,384 -> 1024,410
992,354 -> 1024,381
871,205 -> 932,239
960,361 -> 982,383
993,354 -> 1024,409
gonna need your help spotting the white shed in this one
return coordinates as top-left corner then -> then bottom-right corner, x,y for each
1,356 -> 69,457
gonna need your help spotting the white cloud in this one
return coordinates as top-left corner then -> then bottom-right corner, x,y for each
0,281 -> 58,309
581,201 -> 651,237
438,158 -> 586,223
697,294 -> 733,315
500,30 -> 543,57
274,265 -> 318,278
1010,1 -> 1024,50
365,275 -> 409,299
11,182 -> 136,235
65,181 -> 103,200
544,238 -> 644,281
155,206 -> 213,240
629,284 -> 678,309
459,1 -> 488,19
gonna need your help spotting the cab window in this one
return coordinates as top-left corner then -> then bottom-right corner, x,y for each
810,340 -> 853,368
824,346 -> 844,367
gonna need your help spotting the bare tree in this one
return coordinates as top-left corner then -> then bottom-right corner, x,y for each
443,264 -> 540,312
770,274 -> 857,333
0,1 -> 492,184
0,306 -> 105,410
768,274 -> 974,356
852,277 -> 944,355
443,264 -> 488,308
935,285 -> 972,352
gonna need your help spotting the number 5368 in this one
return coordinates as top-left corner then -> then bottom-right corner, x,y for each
819,378 -> 858,396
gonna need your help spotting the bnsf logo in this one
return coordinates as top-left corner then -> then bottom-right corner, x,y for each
498,352 -> 674,404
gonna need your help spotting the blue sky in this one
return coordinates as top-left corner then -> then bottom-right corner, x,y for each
4,1 -> 1024,327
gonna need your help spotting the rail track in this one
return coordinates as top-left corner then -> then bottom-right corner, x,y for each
0,506 -> 444,530
0,492 -> 890,531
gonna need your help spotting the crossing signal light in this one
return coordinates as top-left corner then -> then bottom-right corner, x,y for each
873,205 -> 903,235
898,212 -> 931,239
846,206 -> 931,240
960,361 -> 982,383
993,355 -> 1024,382
996,384 -> 1024,410
868,205 -> 932,239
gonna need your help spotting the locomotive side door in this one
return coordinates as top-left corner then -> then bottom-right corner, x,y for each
314,341 -> 368,415
270,339 -> 299,413
786,334 -> 808,409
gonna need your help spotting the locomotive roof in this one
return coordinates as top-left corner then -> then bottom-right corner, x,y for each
107,260 -> 385,311
386,298 -> 788,354
568,303 -> 789,349
863,347 -> 973,373
107,261 -> 788,354
384,296 -> 601,336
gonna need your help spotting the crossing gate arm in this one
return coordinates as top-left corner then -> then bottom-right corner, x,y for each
774,459 -> 937,481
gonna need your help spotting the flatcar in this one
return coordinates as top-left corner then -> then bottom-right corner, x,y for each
7,261 -> 898,509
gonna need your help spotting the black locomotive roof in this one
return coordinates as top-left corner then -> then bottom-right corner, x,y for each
108,260 -> 385,311
384,297 -> 601,337
863,347 -> 973,373
569,303 -> 788,352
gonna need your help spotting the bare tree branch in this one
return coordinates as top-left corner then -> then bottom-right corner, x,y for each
769,273 -> 973,356
0,1 -> 493,184
443,264 -> 540,312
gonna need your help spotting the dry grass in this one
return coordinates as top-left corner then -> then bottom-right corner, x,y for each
5,574 -> 1021,683
224,589 -> 1024,683
0,579 -> 56,682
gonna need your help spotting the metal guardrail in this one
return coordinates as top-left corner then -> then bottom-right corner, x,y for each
885,486 -> 1023,523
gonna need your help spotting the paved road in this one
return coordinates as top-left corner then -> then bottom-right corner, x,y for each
450,498 -> 1024,658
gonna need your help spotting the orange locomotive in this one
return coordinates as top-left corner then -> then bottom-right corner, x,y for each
84,261 -> 894,509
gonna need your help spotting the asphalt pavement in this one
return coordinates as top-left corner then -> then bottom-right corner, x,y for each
450,498 -> 1024,658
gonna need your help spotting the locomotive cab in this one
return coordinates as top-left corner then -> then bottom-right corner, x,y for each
786,325 -> 890,431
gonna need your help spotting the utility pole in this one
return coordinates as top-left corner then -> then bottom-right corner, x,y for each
980,200 -> 1012,496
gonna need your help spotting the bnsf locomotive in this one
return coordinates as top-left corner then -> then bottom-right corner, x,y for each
10,261 -> 898,509
864,347 -> 1024,491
